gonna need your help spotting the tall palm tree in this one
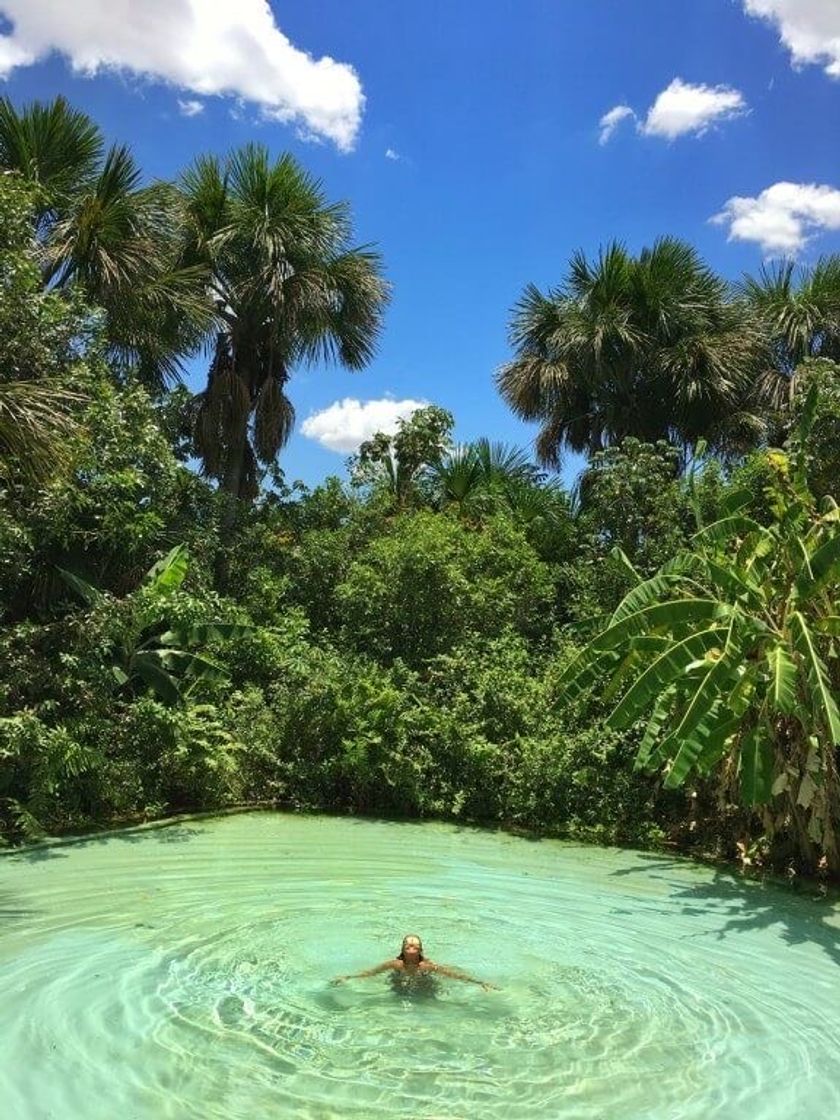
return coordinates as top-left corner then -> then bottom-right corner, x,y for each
180,144 -> 388,502
0,96 -> 206,388
740,257 -> 840,409
497,238 -> 764,468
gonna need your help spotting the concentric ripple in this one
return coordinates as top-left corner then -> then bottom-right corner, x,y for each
2,812 -> 840,1119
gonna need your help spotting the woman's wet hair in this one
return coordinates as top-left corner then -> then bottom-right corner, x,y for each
397,934 -> 424,961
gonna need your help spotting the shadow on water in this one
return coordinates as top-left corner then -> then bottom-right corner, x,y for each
0,889 -> 37,924
611,852 -> 840,970
2,823 -> 203,864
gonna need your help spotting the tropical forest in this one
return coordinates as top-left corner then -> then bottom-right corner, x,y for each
3,96 -> 840,876
3,4 -> 840,1117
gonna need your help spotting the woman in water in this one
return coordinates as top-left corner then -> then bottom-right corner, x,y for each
333,934 -> 498,991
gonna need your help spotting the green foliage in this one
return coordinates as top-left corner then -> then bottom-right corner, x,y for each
557,403 -> 840,871
335,511 -> 556,665
739,258 -> 840,387
787,359 -> 840,502
0,96 -> 206,386
6,95 -> 840,881
0,175 -> 89,486
2,369 -> 220,616
182,144 -> 388,502
58,546 -> 247,705
560,439 -> 725,628
498,238 -> 765,467
351,405 -> 454,506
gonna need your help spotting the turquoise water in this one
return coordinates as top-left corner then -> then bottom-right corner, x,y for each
2,812 -> 840,1119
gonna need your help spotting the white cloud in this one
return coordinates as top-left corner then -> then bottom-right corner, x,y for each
599,79 -> 747,145
177,98 -> 204,118
640,78 -> 747,139
712,181 -> 840,255
0,0 -> 364,150
744,1 -> 840,79
598,104 -> 634,145
301,397 -> 428,453
385,148 -> 400,161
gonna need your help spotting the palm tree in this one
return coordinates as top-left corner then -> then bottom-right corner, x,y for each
740,257 -> 840,409
180,144 -> 388,503
431,438 -> 537,511
429,437 -> 573,559
497,238 -> 764,469
0,96 -> 206,388
0,379 -> 83,483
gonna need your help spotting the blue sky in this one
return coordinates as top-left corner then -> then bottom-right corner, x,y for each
3,0 -> 840,487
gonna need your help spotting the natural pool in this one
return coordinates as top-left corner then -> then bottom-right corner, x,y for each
2,813 -> 840,1120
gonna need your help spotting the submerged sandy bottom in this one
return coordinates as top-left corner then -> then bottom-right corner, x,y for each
1,811 -> 839,1119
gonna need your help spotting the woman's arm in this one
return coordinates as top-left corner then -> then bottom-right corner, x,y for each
332,960 -> 397,984
429,963 -> 498,990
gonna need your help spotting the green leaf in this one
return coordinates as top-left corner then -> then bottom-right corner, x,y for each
609,554 -> 696,624
796,383 -> 819,446
703,557 -> 760,604
735,529 -> 776,575
656,620 -> 743,769
693,515 -> 764,549
595,599 -> 732,652
766,643 -> 797,715
695,711 -> 741,774
795,533 -> 840,599
607,625 -> 732,730
635,687 -> 676,770
153,648 -> 228,684
552,648 -> 622,706
132,655 -> 182,705
655,701 -> 741,788
145,545 -> 189,594
160,621 -> 253,646
790,611 -> 840,744
610,545 -> 641,584
56,567 -> 103,606
555,600 -> 730,707
740,726 -> 774,806
721,488 -> 754,517
180,652 -> 229,684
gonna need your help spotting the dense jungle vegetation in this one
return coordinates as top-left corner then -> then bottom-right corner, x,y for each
3,96 -> 840,876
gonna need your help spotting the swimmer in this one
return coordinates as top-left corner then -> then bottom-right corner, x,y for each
332,934 -> 498,991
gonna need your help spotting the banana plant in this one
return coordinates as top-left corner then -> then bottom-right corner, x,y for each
59,545 -> 249,705
556,393 -> 840,870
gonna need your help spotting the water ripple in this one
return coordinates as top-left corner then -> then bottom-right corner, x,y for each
1,813 -> 840,1119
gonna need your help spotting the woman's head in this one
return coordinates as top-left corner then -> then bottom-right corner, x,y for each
398,934 -> 424,961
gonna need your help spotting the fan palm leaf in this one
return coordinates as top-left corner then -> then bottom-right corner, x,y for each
0,379 -> 84,482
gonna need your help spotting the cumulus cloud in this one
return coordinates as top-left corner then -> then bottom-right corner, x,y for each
301,397 -> 428,453
385,148 -> 400,161
712,181 -> 840,255
744,1 -> 840,79
177,98 -> 204,118
0,0 -> 364,150
599,80 -> 747,144
598,104 -> 635,145
639,79 -> 747,139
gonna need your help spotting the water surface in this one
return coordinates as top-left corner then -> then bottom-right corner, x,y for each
2,811 -> 839,1119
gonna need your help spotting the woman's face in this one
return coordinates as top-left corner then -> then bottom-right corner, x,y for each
402,936 -> 422,961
